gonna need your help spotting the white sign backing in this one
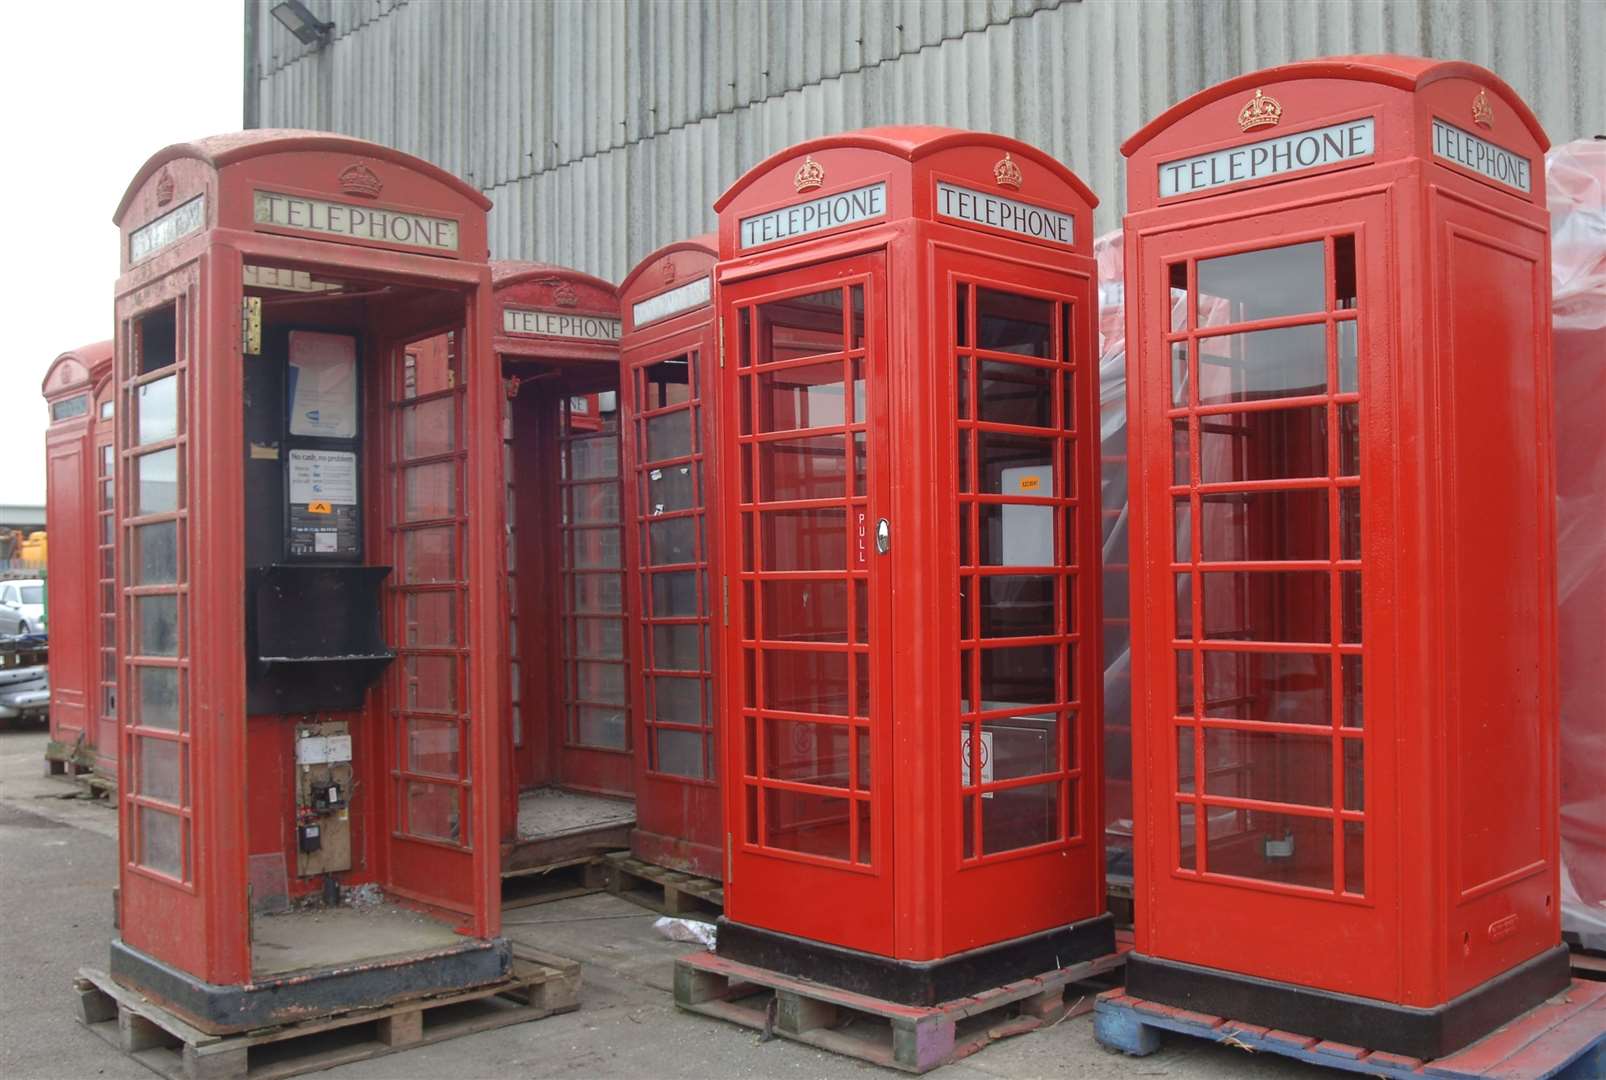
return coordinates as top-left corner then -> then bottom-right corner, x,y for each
1159,117 -> 1376,198
936,183 -> 1075,246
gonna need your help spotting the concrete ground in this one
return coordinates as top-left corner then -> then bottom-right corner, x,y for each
0,728 -> 1325,1079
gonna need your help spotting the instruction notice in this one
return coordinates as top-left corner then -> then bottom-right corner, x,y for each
287,331 -> 358,438
287,449 -> 359,557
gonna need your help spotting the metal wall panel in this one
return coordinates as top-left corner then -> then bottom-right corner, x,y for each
250,0 -> 1606,282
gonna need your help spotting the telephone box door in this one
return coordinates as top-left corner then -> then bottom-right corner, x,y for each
720,254 -> 894,953
1133,195 -> 1398,998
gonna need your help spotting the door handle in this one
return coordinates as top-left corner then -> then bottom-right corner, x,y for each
875,518 -> 891,554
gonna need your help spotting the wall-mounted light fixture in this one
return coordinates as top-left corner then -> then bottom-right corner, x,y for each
271,0 -> 335,48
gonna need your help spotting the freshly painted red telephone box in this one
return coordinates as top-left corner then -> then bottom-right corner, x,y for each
109,131 -> 506,1031
618,237 -> 723,878
1120,57 -> 1567,1057
492,263 -> 636,873
42,342 -> 116,778
711,128 -> 1111,1003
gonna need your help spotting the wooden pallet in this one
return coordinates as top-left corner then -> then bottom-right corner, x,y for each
675,947 -> 1125,1073
603,852 -> 723,922
1570,949 -> 1606,982
501,856 -> 608,910
74,946 -> 581,1080
1094,979 -> 1606,1079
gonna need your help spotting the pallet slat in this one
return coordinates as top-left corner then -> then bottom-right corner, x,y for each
603,852 -> 723,922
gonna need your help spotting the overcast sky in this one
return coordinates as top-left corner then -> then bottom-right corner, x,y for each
0,0 -> 241,506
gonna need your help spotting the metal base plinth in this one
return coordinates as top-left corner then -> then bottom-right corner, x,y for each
1123,945 -> 1573,1061
109,933 -> 512,1035
715,912 -> 1116,1007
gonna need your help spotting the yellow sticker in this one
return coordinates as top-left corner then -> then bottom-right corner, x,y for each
1019,476 -> 1041,492
307,501 -> 333,515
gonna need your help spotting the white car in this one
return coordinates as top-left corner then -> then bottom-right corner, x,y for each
0,579 -> 46,636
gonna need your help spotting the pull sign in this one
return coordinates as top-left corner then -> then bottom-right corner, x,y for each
242,296 -> 262,355
855,511 -> 868,567
875,518 -> 891,554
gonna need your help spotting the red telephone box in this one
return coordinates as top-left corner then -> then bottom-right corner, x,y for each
711,128 -> 1111,1003
1120,57 -> 1567,1057
42,342 -> 115,778
618,237 -> 723,878
492,263 -> 637,873
108,131 -> 506,1031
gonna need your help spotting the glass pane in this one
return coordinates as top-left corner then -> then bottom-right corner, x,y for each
573,616 -> 624,659
570,482 -> 619,525
644,357 -> 693,407
979,432 -> 1054,494
1178,802 -> 1197,869
1202,650 -> 1333,724
1199,489 -> 1329,562
757,289 -> 846,365
1198,323 -> 1327,406
1197,241 -> 1325,323
978,504 -> 1054,567
138,806 -> 184,878
979,645 -> 1056,709
1171,341 -> 1190,406
132,521 -> 178,585
402,397 -> 455,459
646,410 -> 693,461
407,717 -> 459,777
1201,571 -> 1330,643
762,580 -> 848,643
574,704 -> 626,748
762,649 -> 849,715
761,508 -> 845,571
1169,263 -> 1189,331
652,675 -> 702,723
1340,488 -> 1361,561
137,375 -> 178,445
759,435 -> 846,502
1344,738 -> 1364,811
979,575 -> 1055,638
405,592 -> 457,646
575,660 -> 626,705
978,359 -> 1054,427
1198,407 -> 1328,484
764,788 -> 850,860
569,433 -> 618,480
1206,809 -> 1332,891
650,623 -> 702,670
136,667 -> 179,730
656,728 -> 704,778
1177,727 -> 1196,792
1338,320 -> 1359,393
976,288 -> 1052,357
403,526 -> 456,584
403,462 -> 456,521
571,526 -> 621,568
135,595 -> 179,657
758,361 -> 844,431
982,781 -> 1058,853
138,736 -> 181,803
573,573 -> 623,613
983,713 -> 1058,780
134,448 -> 179,514
1202,729 -> 1333,806
1342,655 -> 1364,728
1338,403 -> 1360,476
405,781 -> 460,842
765,718 -> 851,786
646,465 -> 695,515
650,571 -> 698,617
1344,820 -> 1366,895
648,517 -> 696,565
405,654 -> 456,712
1175,572 -> 1194,638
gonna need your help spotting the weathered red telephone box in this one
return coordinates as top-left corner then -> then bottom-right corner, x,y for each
492,263 -> 636,873
618,237 -> 723,878
710,128 -> 1111,1002
108,131 -> 506,1031
1120,57 -> 1566,1056
42,342 -> 116,781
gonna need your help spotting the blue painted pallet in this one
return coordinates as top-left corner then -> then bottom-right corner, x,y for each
1094,980 -> 1606,1079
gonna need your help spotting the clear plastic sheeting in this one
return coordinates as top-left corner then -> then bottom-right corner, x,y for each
1549,138 -> 1606,952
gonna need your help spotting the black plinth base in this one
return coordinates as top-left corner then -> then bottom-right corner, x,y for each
715,912 -> 1116,1007
109,934 -> 512,1035
1123,944 -> 1573,1061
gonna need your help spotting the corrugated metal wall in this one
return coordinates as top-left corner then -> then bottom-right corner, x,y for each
249,0 -> 1606,282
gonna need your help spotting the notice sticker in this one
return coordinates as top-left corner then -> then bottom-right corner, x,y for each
314,532 -> 338,554
288,331 -> 359,439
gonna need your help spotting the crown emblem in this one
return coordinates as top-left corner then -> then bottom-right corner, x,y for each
154,169 -> 175,207
793,155 -> 825,193
505,375 -> 522,400
338,162 -> 383,199
551,280 -> 580,308
1237,88 -> 1283,132
660,258 -> 677,285
993,153 -> 1023,190
1472,87 -> 1494,128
